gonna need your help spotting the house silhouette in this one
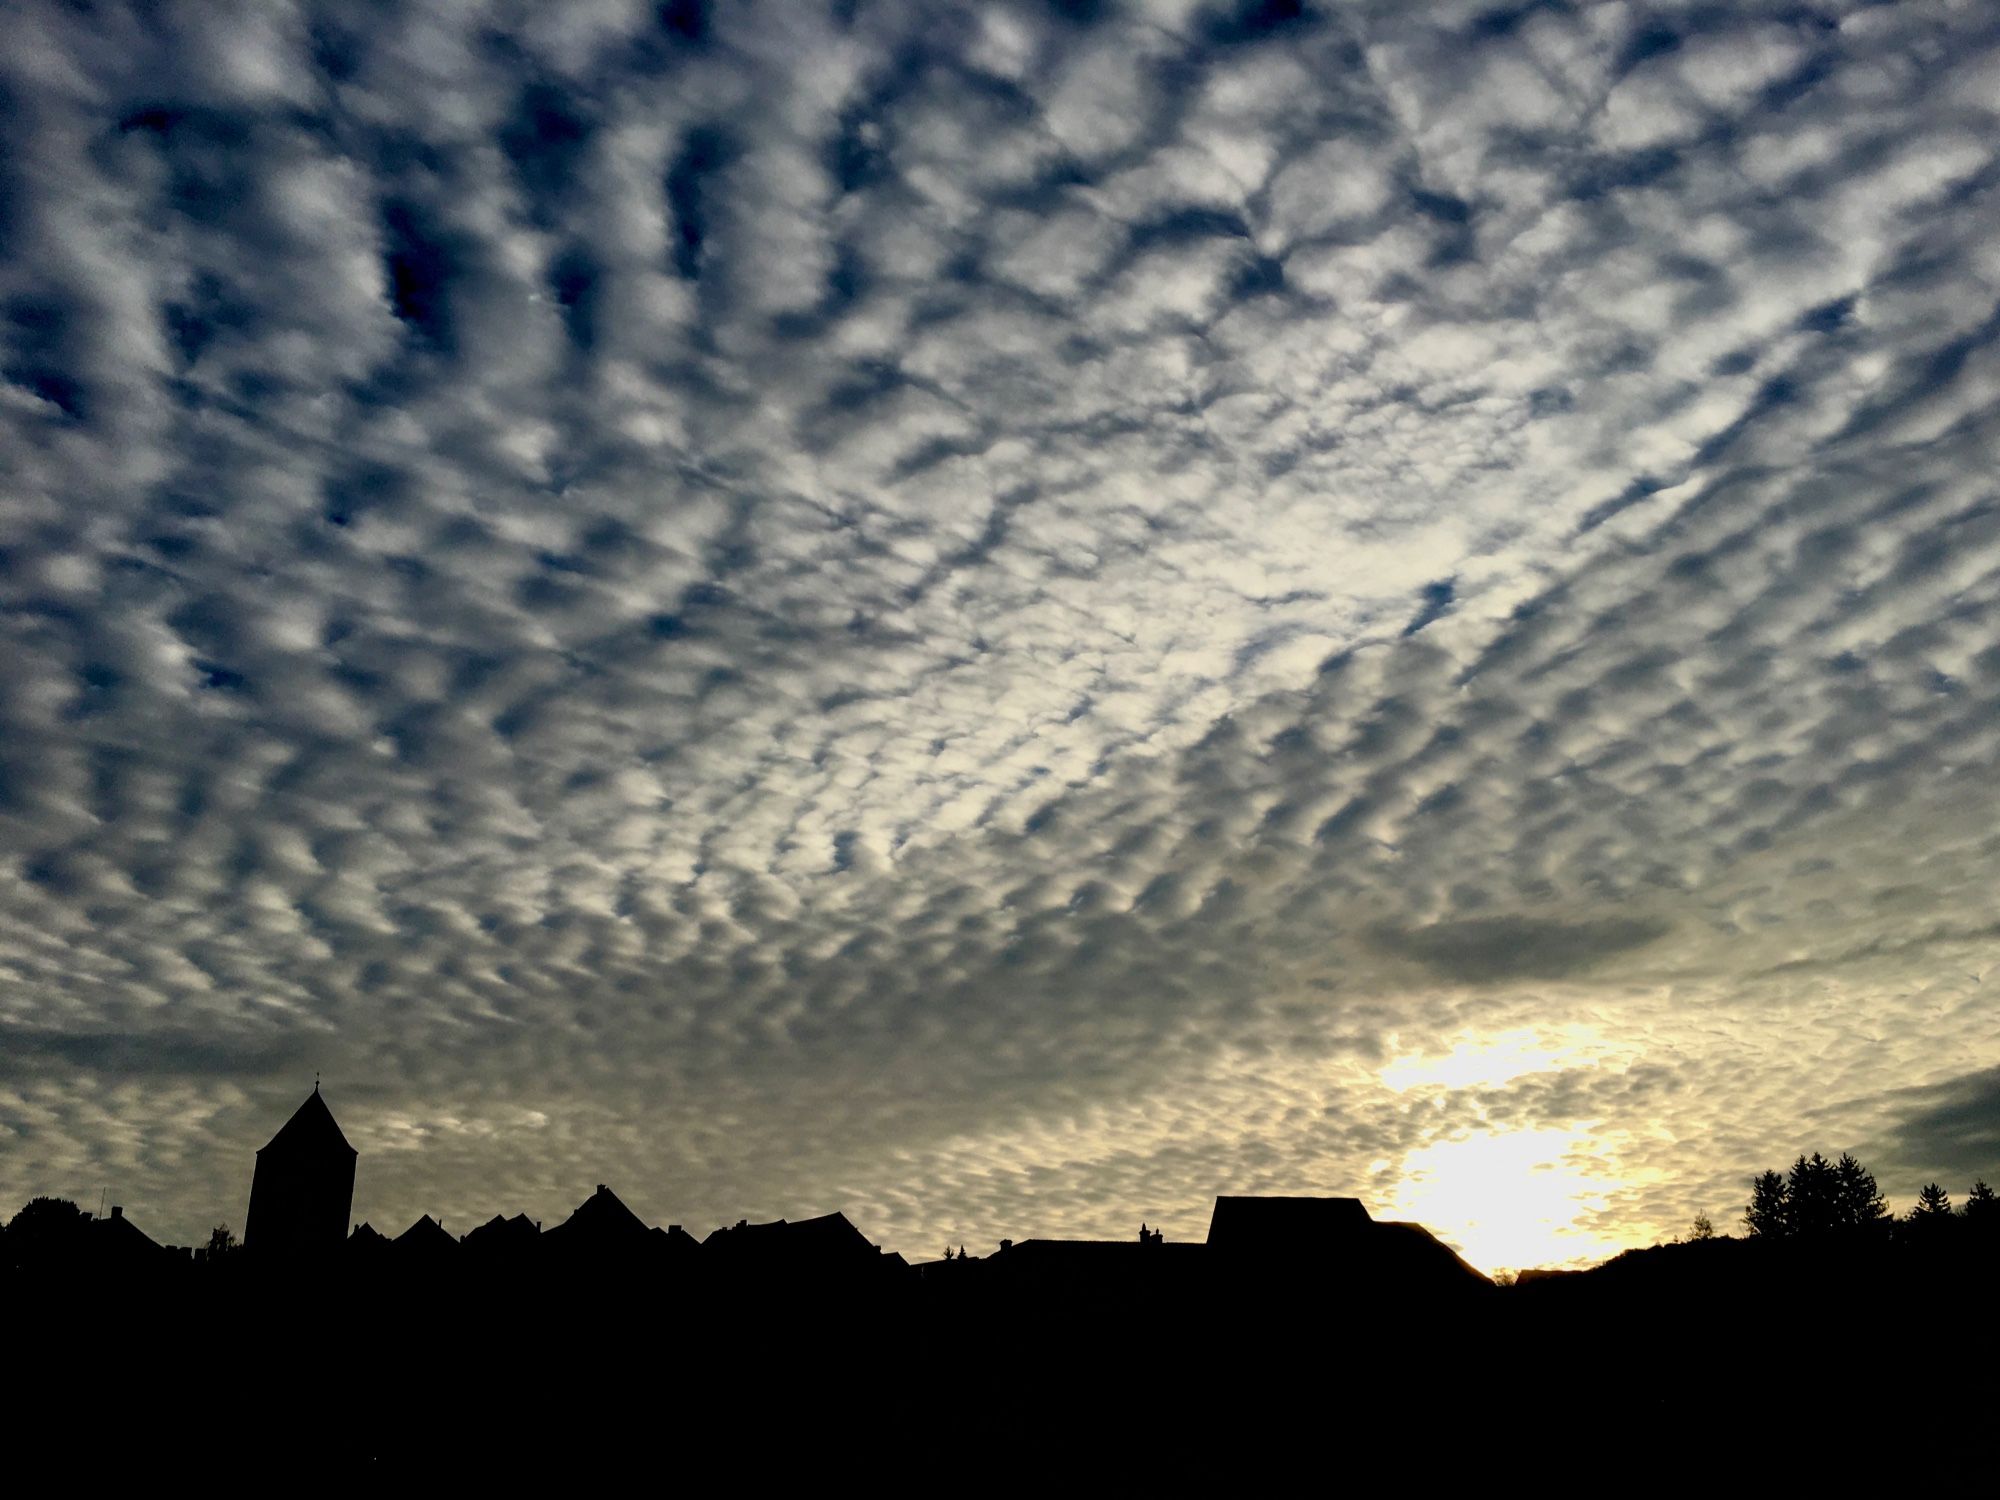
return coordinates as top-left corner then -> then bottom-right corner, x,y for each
244,1084 -> 356,1258
703,1211 -> 907,1286
935,1195 -> 1488,1307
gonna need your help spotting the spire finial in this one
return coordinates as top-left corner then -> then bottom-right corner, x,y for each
314,1071 -> 321,1093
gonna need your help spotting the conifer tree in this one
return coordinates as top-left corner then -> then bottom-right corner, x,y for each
1744,1170 -> 1789,1238
1786,1153 -> 1841,1236
1833,1152 -> 1887,1230
1909,1182 -> 1952,1220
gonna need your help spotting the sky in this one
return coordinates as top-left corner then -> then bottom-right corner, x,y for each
3,0 -> 1999,1275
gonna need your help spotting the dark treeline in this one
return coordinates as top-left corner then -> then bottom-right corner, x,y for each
7,1154 -> 1996,1476
1737,1150 -> 1997,1242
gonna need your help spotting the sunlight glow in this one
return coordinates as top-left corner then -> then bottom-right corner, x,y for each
1377,1025 -> 1637,1093
1378,1127 -> 1632,1277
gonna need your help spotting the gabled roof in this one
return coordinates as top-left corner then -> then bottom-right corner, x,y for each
90,1206 -> 162,1258
258,1086 -> 357,1160
394,1214 -> 459,1253
702,1211 -> 883,1266
1206,1195 -> 1371,1249
462,1212 -> 541,1256
544,1184 -> 650,1244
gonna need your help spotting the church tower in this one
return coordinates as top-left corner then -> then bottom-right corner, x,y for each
245,1084 -> 357,1257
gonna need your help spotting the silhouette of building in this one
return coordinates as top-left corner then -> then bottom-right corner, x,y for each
543,1184 -> 652,1263
244,1085 -> 357,1258
345,1221 -> 391,1265
461,1212 -> 541,1265
86,1204 -> 169,1271
1204,1194 -> 1488,1297
953,1195 -> 1488,1305
1205,1194 -> 1371,1249
703,1211 -> 906,1286
393,1214 -> 460,1268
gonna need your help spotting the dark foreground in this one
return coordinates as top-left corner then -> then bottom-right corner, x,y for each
13,1231 -> 1994,1479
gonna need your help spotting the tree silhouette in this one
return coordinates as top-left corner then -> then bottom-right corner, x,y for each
1965,1180 -> 1997,1223
1742,1152 -> 1891,1240
1744,1170 -> 1789,1237
1908,1183 -> 1952,1221
1832,1153 -> 1887,1230
1785,1153 -> 1843,1236
5,1197 -> 88,1269
1684,1212 -> 1715,1242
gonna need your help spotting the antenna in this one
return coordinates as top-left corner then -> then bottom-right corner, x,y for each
97,1187 -> 107,1221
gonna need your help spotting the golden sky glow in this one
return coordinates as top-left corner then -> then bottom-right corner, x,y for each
1379,1126 -> 1637,1276
1374,1028 -> 1657,1273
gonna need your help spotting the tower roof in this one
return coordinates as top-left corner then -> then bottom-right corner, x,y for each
258,1085 -> 357,1160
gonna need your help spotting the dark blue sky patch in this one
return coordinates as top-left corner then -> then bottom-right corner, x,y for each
1708,346 -> 1759,377
1567,145 -> 1682,201
320,460 -> 413,531
1578,474 -> 1667,534
164,271 -> 254,368
1689,373 -> 1799,467
1616,22 -> 1682,74
1403,579 -> 1457,638
1759,49 -> 1837,113
499,83 -> 596,226
3,292 -> 88,420
548,243 -> 601,350
1204,0 -> 1314,47
1230,253 -> 1286,299
829,103 -> 892,195
307,16 -> 366,83
1469,1 -> 1572,42
1127,205 -> 1253,254
1799,294 -> 1856,335
665,125 -> 733,281
657,0 -> 712,44
1410,188 -> 1472,225
381,200 -> 457,347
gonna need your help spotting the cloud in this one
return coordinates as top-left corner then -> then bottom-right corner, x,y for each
1872,1067 -> 2000,1185
1,0 -> 1998,1266
1368,916 -> 1670,984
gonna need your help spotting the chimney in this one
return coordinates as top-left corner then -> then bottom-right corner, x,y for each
597,1184 -> 607,1194
999,1238 -> 1013,1253
110,1206 -> 123,1220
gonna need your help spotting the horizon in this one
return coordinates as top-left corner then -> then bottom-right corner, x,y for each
4,0 -> 1999,1279
14,1079 -> 1984,1277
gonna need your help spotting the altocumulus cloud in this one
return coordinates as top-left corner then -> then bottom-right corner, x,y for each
3,0 -> 2000,1266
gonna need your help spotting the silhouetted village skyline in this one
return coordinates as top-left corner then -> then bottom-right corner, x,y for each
5,1085 -> 1497,1298
8,1084 -> 1995,1471
9,1085 -> 1993,1287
